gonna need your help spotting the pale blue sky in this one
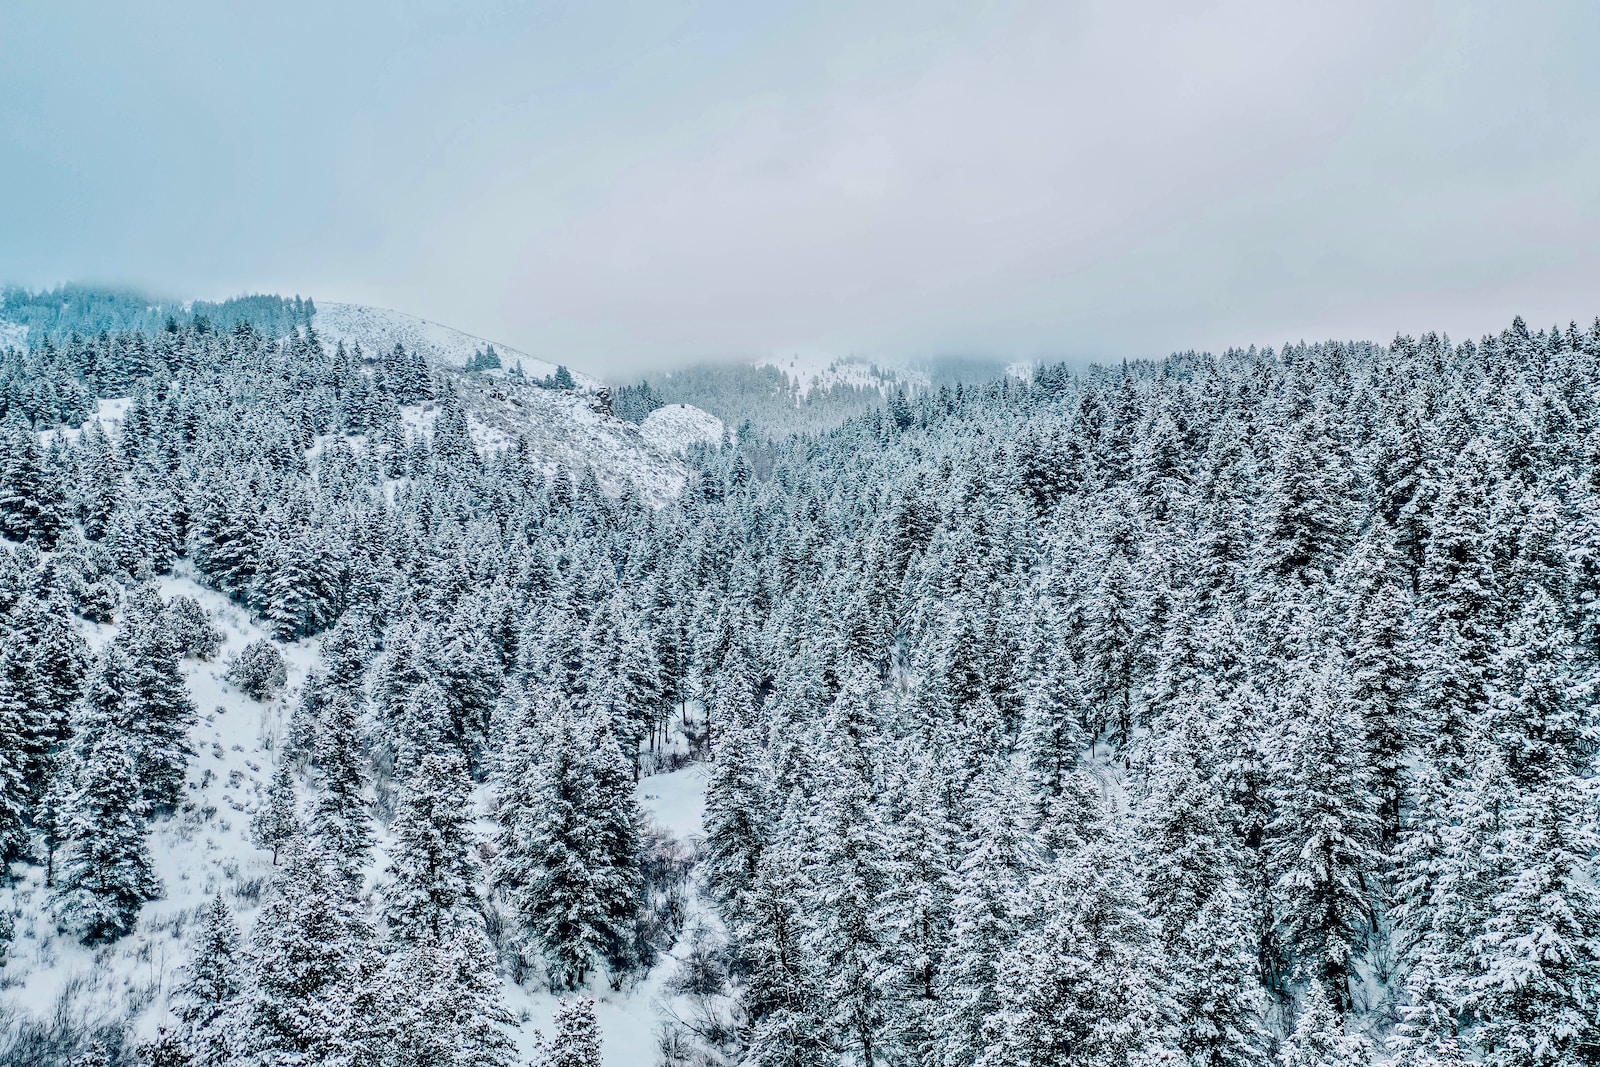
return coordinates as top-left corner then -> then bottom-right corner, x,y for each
3,1 -> 1598,372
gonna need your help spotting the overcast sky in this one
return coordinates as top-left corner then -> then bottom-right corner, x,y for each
3,1 -> 1598,374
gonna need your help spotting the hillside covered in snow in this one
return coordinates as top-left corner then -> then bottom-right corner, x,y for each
0,566 -> 710,1064
311,302 -> 601,390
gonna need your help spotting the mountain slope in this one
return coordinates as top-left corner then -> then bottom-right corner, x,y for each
0,570 -> 709,1064
438,371 -> 706,506
313,302 -> 601,388
312,300 -> 715,504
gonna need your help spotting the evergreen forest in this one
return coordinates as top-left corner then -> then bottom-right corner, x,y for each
0,308 -> 1596,1067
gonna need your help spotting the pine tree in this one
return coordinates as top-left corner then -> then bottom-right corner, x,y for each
539,997 -> 601,1067
251,757 -> 300,866
976,839 -> 1175,1067
1080,548 -> 1137,741
1463,777 -> 1600,1067
262,529 -> 336,640
873,745 -> 958,1065
493,705 -> 640,990
1336,531 -> 1414,846
0,662 -> 31,861
934,768 -> 1039,1067
55,727 -> 160,943
1278,981 -> 1373,1067
1258,412 -> 1347,587
703,701 -> 772,922
384,923 -> 520,1067
9,597 -> 87,790
430,622 -> 502,772
1388,948 -> 1468,1067
78,421 -> 123,542
1018,642 -> 1087,821
383,752 -> 479,944
805,723 -> 893,1067
1268,657 -> 1380,1010
136,1027 -> 190,1067
1141,705 -> 1269,1066
725,826 -> 823,1067
242,839 -> 361,1064
309,691 -> 371,891
0,424 -> 65,547
173,896 -> 249,1067
118,601 -> 197,810
34,751 -> 69,886
1482,588 -> 1585,791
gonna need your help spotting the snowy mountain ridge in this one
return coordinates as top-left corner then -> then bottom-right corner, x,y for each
313,302 -> 602,389
304,301 -> 721,506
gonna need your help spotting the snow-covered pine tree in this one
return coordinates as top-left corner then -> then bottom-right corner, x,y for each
1462,776 -> 1600,1067
0,423 -> 65,547
117,598 -> 197,810
703,694 -> 772,922
1257,410 -> 1348,588
493,703 -> 640,990
872,743 -> 959,1065
1017,633 -> 1088,822
1268,655 -> 1380,1011
1334,527 -> 1414,846
33,751 -> 70,886
382,751 -> 479,944
309,690 -> 371,892
539,997 -> 602,1067
1279,980 -> 1374,1067
934,766 -> 1040,1067
173,895 -> 249,1067
251,757 -> 300,866
382,923 -> 520,1067
1387,948 -> 1468,1067
804,706 -> 894,1067
1480,587 -> 1585,793
1079,545 -> 1137,742
55,726 -> 160,943
241,838 -> 364,1064
976,838 -> 1175,1067
0,660 -> 31,862
1140,702 -> 1269,1066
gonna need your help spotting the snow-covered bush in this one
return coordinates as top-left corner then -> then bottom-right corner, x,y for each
164,595 -> 223,660
665,922 -> 727,997
227,639 -> 287,701
74,581 -> 118,624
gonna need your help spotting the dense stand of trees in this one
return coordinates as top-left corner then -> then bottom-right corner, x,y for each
0,311 -> 1596,1066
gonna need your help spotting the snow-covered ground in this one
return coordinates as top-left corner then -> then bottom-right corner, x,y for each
0,321 -> 27,351
0,571 -> 710,1064
313,302 -> 602,389
639,404 -> 724,455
